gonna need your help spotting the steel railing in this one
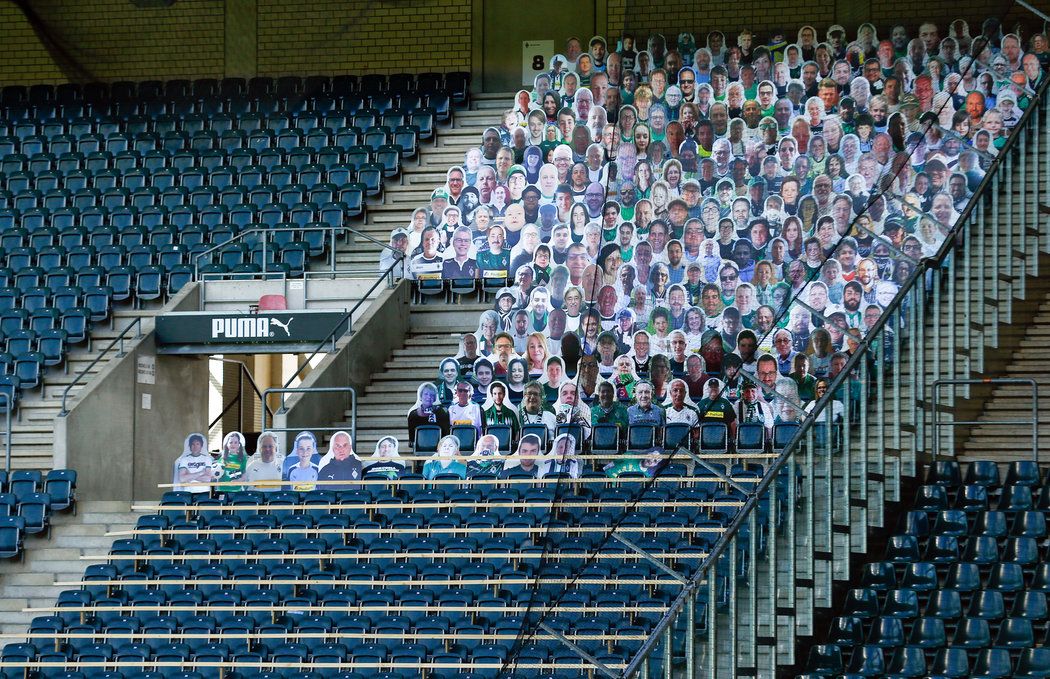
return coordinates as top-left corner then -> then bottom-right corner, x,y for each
207,357 -> 275,442
616,54 -> 1050,679
58,317 -> 144,417
262,386 -> 357,450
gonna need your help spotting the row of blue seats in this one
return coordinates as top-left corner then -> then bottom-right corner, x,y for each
58,583 -> 678,608
0,264 -> 168,300
1,90 -> 453,121
417,421 -> 791,457
106,533 -> 706,555
0,240 -> 329,278
829,612 -> 1050,650
914,485 -> 1050,514
135,510 -> 718,533
0,126 -> 418,159
926,460 -> 1047,490
0,221 -> 349,250
0,111 -> 433,143
160,481 -> 742,505
0,471 -> 77,557
0,672 -> 526,679
0,188 -> 373,217
1,145 -> 396,178
0,72 -> 468,103
78,559 -> 670,584
804,643 -> 1050,678
0,194 -> 363,222
0,157 -> 395,192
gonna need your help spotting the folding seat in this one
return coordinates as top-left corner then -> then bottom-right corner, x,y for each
860,561 -> 896,590
877,533 -> 919,566
80,286 -> 111,322
907,616 -> 947,650
988,563 -> 1026,593
924,534 -> 959,563
18,492 -> 51,535
1005,460 -> 1041,486
1016,647 -> 1050,677
38,328 -> 67,368
842,588 -> 880,619
882,588 -> 920,619
699,422 -> 729,452
932,509 -> 968,536
954,617 -> 992,649
926,460 -> 962,487
900,562 -> 938,592
60,307 -> 91,344
957,484 -> 990,512
969,590 -> 1006,621
974,510 -> 1008,538
0,516 -> 24,559
999,484 -> 1034,511
134,264 -> 164,304
994,617 -> 1035,649
1012,591 -> 1048,622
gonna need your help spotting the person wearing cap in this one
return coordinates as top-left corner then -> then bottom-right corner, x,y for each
448,376 -> 482,435
736,379 -> 774,437
380,229 -> 410,280
428,188 -> 449,229
695,377 -> 737,439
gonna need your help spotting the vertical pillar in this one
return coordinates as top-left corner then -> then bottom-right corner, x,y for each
835,0 -> 870,30
225,0 -> 257,78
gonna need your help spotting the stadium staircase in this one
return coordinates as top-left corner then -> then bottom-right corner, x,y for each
335,92 -> 512,269
955,269 -> 1050,462
340,300 -> 489,455
787,80 -> 1050,676
8,311 -> 152,470
3,88 -> 481,470
0,500 -> 136,635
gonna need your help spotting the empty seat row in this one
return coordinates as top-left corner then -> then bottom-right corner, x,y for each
1,73 -> 466,105
0,149 -> 397,188
0,106 -> 435,140
0,125 -> 416,159
1,144 -> 391,177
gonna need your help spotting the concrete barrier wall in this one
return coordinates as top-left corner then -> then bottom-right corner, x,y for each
54,285 -> 210,501
274,279 -> 410,449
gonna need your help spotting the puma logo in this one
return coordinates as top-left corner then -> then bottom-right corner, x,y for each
269,317 -> 293,336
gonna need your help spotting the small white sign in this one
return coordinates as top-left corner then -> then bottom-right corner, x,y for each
136,356 -> 155,385
289,280 -> 304,290
522,40 -> 554,86
141,393 -> 152,410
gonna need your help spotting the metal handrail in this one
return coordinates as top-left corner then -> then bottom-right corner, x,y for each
619,55 -> 1050,679
262,386 -> 357,447
58,317 -> 144,417
191,225 -> 346,279
0,393 -> 11,474
191,222 -> 404,280
281,256 -> 403,389
207,357 -> 275,435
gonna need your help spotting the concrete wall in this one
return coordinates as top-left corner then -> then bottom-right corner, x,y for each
274,279 -> 410,451
201,276 -> 384,313
53,285 -> 210,501
0,0 -> 224,85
